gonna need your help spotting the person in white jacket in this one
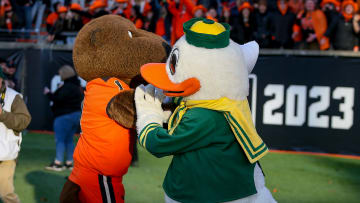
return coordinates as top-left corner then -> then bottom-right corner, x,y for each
0,68 -> 31,203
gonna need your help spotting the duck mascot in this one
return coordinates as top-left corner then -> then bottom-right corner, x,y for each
134,18 -> 277,203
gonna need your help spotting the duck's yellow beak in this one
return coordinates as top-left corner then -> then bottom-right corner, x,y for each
140,63 -> 200,97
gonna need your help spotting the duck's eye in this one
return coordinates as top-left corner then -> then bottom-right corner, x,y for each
128,31 -> 133,38
170,55 -> 176,75
169,48 -> 179,75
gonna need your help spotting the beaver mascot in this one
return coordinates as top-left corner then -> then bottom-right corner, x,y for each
59,15 -> 170,203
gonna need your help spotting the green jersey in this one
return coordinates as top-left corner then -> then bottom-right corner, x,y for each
139,108 -> 256,203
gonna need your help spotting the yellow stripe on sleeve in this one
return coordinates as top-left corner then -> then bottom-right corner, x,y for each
143,127 -> 158,149
139,123 -> 160,144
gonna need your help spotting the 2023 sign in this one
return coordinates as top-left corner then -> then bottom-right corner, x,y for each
262,85 -> 354,130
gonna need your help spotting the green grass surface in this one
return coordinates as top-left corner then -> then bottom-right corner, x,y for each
5,133 -> 360,203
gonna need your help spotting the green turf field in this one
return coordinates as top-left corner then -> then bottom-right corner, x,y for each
4,133 -> 360,203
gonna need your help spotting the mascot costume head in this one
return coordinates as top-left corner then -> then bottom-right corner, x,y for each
135,18 -> 277,202
73,14 -> 171,128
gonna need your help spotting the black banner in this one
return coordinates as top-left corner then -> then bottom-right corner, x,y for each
0,47 -> 359,155
251,55 -> 360,155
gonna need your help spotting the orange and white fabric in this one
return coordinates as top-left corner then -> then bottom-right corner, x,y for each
69,77 -> 132,203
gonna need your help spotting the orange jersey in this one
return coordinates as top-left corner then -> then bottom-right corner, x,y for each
71,78 -> 132,180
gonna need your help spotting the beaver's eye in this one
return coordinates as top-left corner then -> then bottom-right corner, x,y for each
128,31 -> 133,38
169,48 -> 179,75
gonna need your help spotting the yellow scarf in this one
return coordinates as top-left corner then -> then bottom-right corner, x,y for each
168,97 -> 268,163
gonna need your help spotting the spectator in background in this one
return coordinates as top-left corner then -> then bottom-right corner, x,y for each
207,7 -> 218,21
15,0 -> 33,35
66,4 -> 83,31
44,65 -> 83,171
0,0 -> 18,32
270,0 -> 296,48
143,0 -> 155,31
167,0 -> 195,44
331,0 -> 360,50
0,67 -> 31,203
0,59 -> 16,90
46,2 -> 61,32
294,0 -> 329,50
231,2 -> 255,43
89,0 -> 110,18
143,7 -> 154,30
321,0 -> 341,46
193,4 -> 207,18
47,5 -> 84,43
2,10 -> 20,33
0,0 -> 11,17
47,6 -> 68,43
112,0 -> 132,18
155,5 -> 168,39
3,60 -> 17,90
254,0 -> 272,47
68,3 -> 91,25
130,5 -> 144,28
70,0 -> 108,21
288,0 -> 304,14
140,0 -> 153,18
219,6 -> 231,24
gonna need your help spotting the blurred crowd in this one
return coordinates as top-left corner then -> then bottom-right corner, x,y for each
1,0 -> 360,50
0,57 -> 18,91
0,0 -> 33,32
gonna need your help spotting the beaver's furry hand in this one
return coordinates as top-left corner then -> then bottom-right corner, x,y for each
107,89 -> 136,129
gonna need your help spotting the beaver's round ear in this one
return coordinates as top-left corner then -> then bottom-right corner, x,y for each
89,27 -> 105,49
240,41 -> 259,74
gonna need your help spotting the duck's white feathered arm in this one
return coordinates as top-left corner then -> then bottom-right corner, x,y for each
135,84 -> 168,134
